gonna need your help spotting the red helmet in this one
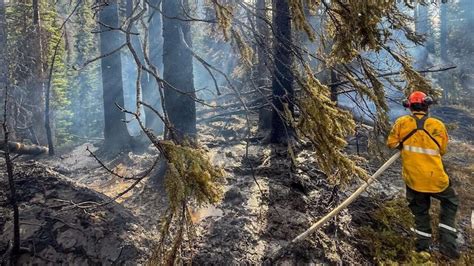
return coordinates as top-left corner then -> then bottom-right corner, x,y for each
402,91 -> 433,108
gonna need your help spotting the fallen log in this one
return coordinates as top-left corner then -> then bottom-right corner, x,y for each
265,151 -> 401,263
0,140 -> 49,155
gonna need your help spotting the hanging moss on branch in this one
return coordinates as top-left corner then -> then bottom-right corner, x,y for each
148,140 -> 224,265
202,0 -> 440,185
230,28 -> 253,68
325,0 -> 401,64
289,0 -> 317,42
161,140 -> 224,211
294,66 -> 369,184
209,0 -> 233,40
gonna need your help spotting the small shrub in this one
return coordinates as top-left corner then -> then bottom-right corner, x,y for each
356,198 -> 433,264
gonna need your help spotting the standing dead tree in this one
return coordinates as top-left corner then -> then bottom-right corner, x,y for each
271,0 -> 295,144
2,85 -> 20,260
162,0 -> 197,143
71,2 -> 227,263
1,1 -> 20,260
98,0 -> 132,152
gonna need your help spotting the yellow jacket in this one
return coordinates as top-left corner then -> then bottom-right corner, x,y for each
387,112 -> 449,193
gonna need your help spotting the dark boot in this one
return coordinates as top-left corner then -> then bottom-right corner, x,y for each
415,236 -> 431,252
433,186 -> 460,260
412,227 -> 431,252
439,225 -> 459,260
440,243 -> 460,260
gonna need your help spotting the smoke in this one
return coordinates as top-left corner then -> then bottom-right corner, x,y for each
121,51 -> 146,137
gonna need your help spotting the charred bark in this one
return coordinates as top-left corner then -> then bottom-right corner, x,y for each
2,86 -> 20,258
256,0 -> 269,88
0,0 -> 6,91
162,0 -> 196,143
255,0 -> 272,131
44,26 -> 63,156
99,0 -> 131,151
270,0 -> 294,144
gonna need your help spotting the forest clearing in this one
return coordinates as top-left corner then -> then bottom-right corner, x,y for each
0,0 -> 473,265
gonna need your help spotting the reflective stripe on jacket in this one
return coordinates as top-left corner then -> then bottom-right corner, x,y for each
387,112 -> 449,193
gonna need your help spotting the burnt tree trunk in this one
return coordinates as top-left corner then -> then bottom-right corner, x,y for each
256,0 -> 272,131
256,0 -> 269,88
0,0 -> 6,90
271,0 -> 294,144
162,0 -> 196,143
457,0 -> 474,106
414,4 -> 433,68
1,0 -> 20,258
99,0 -> 131,151
146,0 -> 164,134
417,4 -> 434,54
2,86 -> 20,258
149,0 -> 163,73
44,35 -> 62,156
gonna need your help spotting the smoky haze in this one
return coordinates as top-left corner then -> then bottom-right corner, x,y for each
59,1 -> 473,145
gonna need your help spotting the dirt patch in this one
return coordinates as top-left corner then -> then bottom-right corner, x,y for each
188,139 -> 370,264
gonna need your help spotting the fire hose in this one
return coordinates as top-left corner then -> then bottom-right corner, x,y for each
266,151 -> 401,262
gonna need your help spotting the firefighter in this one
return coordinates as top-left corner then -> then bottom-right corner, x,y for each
387,91 -> 460,259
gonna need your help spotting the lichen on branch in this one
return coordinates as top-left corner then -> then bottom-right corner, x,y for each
295,66 -> 369,184
161,140 -> 224,212
149,139 -> 225,265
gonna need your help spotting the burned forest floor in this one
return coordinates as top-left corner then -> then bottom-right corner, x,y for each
1,105 -> 473,265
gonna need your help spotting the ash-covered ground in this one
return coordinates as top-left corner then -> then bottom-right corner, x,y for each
1,106 -> 472,264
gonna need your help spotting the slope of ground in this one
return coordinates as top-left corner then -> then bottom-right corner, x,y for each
188,106 -> 473,264
0,161 -> 154,264
432,106 -> 474,143
189,125 -> 369,264
0,106 -> 472,264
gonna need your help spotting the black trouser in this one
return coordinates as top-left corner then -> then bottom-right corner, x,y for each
406,185 -> 459,251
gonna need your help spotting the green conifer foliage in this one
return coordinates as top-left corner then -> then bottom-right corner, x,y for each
42,1 -> 70,144
69,0 -> 103,140
5,0 -> 71,145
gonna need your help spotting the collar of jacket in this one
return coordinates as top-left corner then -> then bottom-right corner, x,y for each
411,111 -> 427,116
